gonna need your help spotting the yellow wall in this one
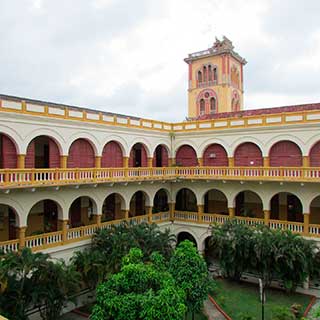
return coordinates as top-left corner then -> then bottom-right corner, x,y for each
188,54 -> 243,118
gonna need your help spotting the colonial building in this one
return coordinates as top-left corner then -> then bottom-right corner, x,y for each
1,37 -> 320,260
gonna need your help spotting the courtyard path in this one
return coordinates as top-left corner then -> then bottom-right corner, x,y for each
204,298 -> 226,320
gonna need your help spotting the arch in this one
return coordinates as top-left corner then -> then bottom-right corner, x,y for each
68,196 -> 97,228
153,144 -> 169,167
269,140 -> 302,167
234,142 -> 263,167
25,135 -> 61,168
309,141 -> 320,167
204,189 -> 228,215
26,199 -> 62,236
203,144 -> 228,166
101,141 -> 124,168
176,145 -> 198,167
177,232 -> 198,248
153,188 -> 169,213
175,188 -> 197,212
0,204 -> 19,241
67,138 -> 95,168
129,143 -> 148,167
310,195 -> 320,224
0,133 -> 17,168
270,192 -> 303,222
210,97 -> 216,114
102,193 -> 126,221
196,89 -> 218,116
197,70 -> 203,84
129,191 -> 149,217
234,190 -> 263,218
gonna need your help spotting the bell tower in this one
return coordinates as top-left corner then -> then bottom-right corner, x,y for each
184,37 -> 247,118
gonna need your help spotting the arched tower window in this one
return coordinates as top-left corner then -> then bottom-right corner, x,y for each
203,66 -> 207,82
200,99 -> 205,115
213,67 -> 218,82
210,97 -> 216,114
208,65 -> 212,82
198,71 -> 202,83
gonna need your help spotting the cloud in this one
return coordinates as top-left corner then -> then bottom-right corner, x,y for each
0,0 -> 319,121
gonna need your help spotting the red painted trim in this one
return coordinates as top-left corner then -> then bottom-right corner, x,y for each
72,308 -> 90,318
196,89 -> 218,116
303,295 -> 317,317
188,62 -> 192,81
222,55 -> 226,75
208,294 -> 232,320
227,55 -> 230,75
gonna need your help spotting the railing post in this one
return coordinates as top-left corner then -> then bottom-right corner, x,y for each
303,213 -> 310,236
123,157 -> 129,178
228,157 -> 234,167
146,206 -> 153,224
124,210 -> 129,221
169,202 -> 175,221
18,226 -> 27,249
59,220 -> 69,243
95,156 -> 102,168
168,158 -> 174,166
198,158 -> 203,166
228,207 -> 235,219
263,210 -> 270,226
263,156 -> 270,167
197,204 -> 204,223
60,155 -> 68,168
17,154 -> 26,169
147,157 -> 153,168
303,156 -> 310,167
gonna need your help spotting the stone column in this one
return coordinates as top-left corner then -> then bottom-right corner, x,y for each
228,157 -> 234,167
123,157 -> 129,178
168,158 -> 174,167
147,157 -> 153,168
17,155 -> 26,169
228,207 -> 235,218
124,209 -> 129,221
303,156 -> 310,167
18,226 -> 27,249
263,156 -> 270,167
197,204 -> 204,223
59,220 -> 69,243
198,158 -> 203,166
91,214 -> 102,226
95,156 -> 102,168
60,155 -> 68,168
263,210 -> 270,226
169,202 -> 175,221
146,206 -> 153,223
303,213 -> 310,236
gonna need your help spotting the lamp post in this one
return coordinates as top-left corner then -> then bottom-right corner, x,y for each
259,279 -> 265,320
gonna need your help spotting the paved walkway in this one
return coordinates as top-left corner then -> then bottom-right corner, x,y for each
60,311 -> 88,319
204,298 -> 226,320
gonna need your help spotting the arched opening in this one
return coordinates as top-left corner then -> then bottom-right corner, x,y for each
177,232 -> 197,248
200,99 -> 205,115
129,191 -> 147,217
270,192 -> 303,222
208,65 -> 212,81
232,99 -> 240,112
309,141 -> 320,167
67,139 -> 95,168
129,143 -> 148,167
175,188 -> 197,212
153,145 -> 169,167
69,196 -> 96,228
102,193 -> 125,221
235,191 -> 263,218
0,134 -> 17,168
153,189 -> 169,213
0,204 -> 18,241
203,66 -> 207,82
25,135 -> 60,168
310,196 -> 320,224
101,141 -> 123,168
210,97 -> 216,114
198,71 -> 202,84
213,67 -> 217,82
26,200 -> 60,236
203,144 -> 228,166
176,145 -> 198,167
269,141 -> 302,167
204,189 -> 228,215
203,236 -> 216,265
234,142 -> 263,167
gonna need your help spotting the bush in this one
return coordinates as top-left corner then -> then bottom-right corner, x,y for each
271,306 -> 295,320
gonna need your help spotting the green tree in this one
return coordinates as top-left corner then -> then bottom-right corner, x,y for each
210,220 -> 254,280
91,248 -> 186,320
169,240 -> 210,319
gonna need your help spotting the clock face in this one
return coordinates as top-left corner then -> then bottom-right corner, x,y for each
204,92 -> 210,98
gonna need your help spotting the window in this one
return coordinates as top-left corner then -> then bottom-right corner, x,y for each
200,99 -> 205,115
203,66 -> 207,82
208,65 -> 212,82
213,67 -> 217,82
198,71 -> 202,83
210,98 -> 216,114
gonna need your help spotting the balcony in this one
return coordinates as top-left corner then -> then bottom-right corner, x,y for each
0,166 -> 320,189
1,212 -> 319,254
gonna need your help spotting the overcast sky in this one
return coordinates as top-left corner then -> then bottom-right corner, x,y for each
1,0 -> 320,121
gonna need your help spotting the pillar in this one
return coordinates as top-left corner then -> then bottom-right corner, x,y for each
303,156 -> 310,167
228,207 -> 235,218
146,206 -> 153,223
91,214 -> 102,226
17,155 -> 26,169
263,157 -> 270,167
198,158 -> 203,166
169,202 -> 175,221
124,209 -> 129,220
263,210 -> 270,226
95,156 -> 102,168
147,157 -> 153,168
198,204 -> 204,223
60,155 -> 68,168
303,213 -> 310,236
123,157 -> 129,168
168,158 -> 173,167
18,226 -> 27,249
59,220 -> 69,243
228,157 -> 234,167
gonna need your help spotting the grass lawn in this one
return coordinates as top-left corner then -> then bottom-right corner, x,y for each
186,312 -> 208,320
211,279 -> 311,320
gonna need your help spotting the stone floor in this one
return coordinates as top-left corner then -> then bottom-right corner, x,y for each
60,312 -> 88,319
